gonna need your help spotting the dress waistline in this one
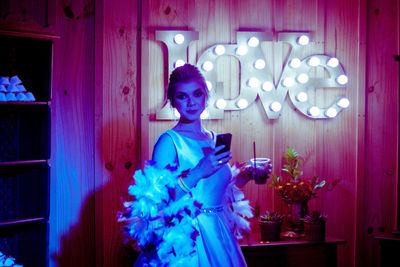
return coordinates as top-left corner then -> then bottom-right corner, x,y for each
199,206 -> 224,214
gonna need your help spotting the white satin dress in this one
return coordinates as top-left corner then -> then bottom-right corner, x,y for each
135,129 -> 247,267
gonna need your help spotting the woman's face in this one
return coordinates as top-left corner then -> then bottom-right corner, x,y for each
173,80 -> 207,122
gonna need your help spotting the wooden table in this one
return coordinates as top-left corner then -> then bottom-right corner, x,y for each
375,233 -> 400,267
240,234 -> 346,267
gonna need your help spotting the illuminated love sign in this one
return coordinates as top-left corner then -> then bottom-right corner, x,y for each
155,30 -> 350,120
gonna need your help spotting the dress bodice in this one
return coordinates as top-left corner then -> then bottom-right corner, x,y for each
161,129 -> 232,207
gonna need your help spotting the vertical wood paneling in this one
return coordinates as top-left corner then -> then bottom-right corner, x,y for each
2,0 -> 398,266
321,1 -> 364,266
94,0 -> 140,266
140,1 -> 398,267
50,1 -> 95,266
361,0 -> 399,266
0,0 -> 51,32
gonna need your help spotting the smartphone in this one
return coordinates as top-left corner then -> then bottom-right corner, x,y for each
215,133 -> 232,155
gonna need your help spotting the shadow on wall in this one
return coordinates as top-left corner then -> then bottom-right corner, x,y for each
52,118 -> 140,266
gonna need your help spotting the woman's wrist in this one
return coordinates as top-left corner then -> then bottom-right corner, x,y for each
178,167 -> 203,190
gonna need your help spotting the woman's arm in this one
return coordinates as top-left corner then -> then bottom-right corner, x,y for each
152,134 -> 202,197
152,133 -> 232,196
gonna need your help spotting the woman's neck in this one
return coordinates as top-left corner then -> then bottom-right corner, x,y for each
173,119 -> 212,140
175,118 -> 203,132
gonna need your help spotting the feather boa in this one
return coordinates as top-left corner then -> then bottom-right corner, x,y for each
224,165 -> 254,239
118,162 -> 253,266
118,161 -> 201,266
0,251 -> 16,267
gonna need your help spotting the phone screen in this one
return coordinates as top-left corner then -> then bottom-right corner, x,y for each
215,133 -> 232,155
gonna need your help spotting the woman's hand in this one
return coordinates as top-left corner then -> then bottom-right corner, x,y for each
191,145 -> 232,179
235,159 -> 273,187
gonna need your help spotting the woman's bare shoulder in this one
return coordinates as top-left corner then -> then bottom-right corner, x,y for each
152,132 -> 177,168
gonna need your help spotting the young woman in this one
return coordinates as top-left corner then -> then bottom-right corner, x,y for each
131,64 -> 253,266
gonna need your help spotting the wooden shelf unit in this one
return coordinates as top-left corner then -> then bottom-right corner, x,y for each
0,30 -> 53,267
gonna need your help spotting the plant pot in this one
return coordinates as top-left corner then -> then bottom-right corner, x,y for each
282,201 -> 308,238
259,220 -> 282,241
304,221 -> 325,241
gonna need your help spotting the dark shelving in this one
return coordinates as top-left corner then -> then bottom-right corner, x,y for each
0,31 -> 52,267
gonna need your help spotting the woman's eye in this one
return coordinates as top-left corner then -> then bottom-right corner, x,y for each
176,94 -> 186,100
194,91 -> 203,97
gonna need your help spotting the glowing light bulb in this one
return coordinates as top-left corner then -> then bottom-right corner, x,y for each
297,73 -> 309,84
236,45 -> 248,56
308,106 -> 320,116
308,56 -> 320,67
200,110 -> 209,119
282,77 -> 294,87
297,35 -> 309,46
270,101 -> 282,112
296,92 -> 308,102
327,57 -> 339,68
174,109 -> 181,118
174,59 -> 185,68
336,75 -> 348,85
247,77 -> 260,88
216,98 -> 227,109
174,34 -> 185,44
214,45 -> 226,55
248,37 -> 259,47
202,61 -> 214,71
236,98 -> 249,109
254,59 -> 266,69
262,81 -> 274,91
337,97 -> 350,108
206,81 -> 213,91
325,107 -> 338,118
289,58 -> 301,68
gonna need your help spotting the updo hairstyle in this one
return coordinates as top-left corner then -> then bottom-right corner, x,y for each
167,64 -> 209,107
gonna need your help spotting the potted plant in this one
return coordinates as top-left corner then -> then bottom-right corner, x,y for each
259,211 -> 283,241
268,147 -> 337,238
303,210 -> 327,241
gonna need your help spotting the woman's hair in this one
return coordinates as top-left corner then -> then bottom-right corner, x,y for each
167,64 -> 209,107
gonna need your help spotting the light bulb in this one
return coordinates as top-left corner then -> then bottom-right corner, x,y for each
174,59 -> 185,68
216,98 -> 227,109
247,77 -> 260,88
282,77 -> 294,87
270,101 -> 282,112
254,59 -> 266,69
327,57 -> 339,68
248,37 -> 259,47
326,107 -> 338,118
308,106 -> 320,116
336,75 -> 348,85
174,109 -> 181,118
236,98 -> 249,109
308,56 -> 320,67
296,92 -> 308,102
262,81 -> 274,91
337,97 -> 350,108
200,110 -> 209,119
174,34 -> 185,44
297,73 -> 309,84
236,45 -> 248,56
202,61 -> 214,71
206,81 -> 213,91
297,35 -> 309,46
214,45 -> 226,55
289,58 -> 301,68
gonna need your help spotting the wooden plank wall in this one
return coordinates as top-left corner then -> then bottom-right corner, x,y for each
361,0 -> 399,266
0,0 -> 398,267
50,1 -> 96,266
94,0 -> 140,266
140,1 -> 398,267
